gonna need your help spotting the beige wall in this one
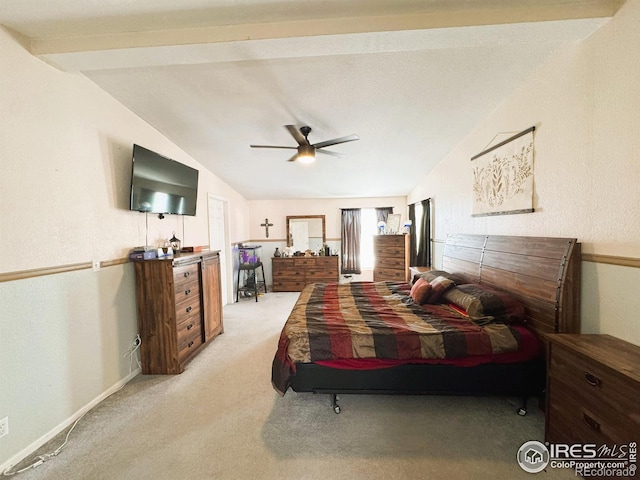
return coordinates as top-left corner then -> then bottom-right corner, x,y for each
0,26 -> 249,469
248,197 -> 408,241
408,0 -> 640,346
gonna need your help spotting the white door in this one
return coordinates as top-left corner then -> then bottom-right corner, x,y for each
208,195 -> 230,305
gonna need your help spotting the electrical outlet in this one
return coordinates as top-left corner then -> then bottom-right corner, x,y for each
92,259 -> 101,272
0,417 -> 8,438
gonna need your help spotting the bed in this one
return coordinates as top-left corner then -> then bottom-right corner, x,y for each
271,234 -> 581,414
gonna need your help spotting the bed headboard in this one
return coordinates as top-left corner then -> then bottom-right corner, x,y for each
442,234 -> 581,336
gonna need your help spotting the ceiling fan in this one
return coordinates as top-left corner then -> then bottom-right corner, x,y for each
250,125 -> 359,163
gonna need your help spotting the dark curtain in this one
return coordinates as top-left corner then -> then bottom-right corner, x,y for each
375,207 -> 394,224
409,203 -> 417,265
341,208 -> 361,274
409,198 -> 431,267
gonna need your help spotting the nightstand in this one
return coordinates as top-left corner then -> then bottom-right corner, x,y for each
409,266 -> 432,283
545,334 -> 640,445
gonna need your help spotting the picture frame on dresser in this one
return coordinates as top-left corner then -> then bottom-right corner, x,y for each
386,214 -> 401,234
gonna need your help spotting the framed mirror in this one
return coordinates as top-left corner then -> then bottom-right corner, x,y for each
286,215 -> 326,252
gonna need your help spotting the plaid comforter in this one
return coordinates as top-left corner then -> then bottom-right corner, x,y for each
272,281 -> 522,395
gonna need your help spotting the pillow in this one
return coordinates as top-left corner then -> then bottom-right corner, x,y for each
413,269 -> 462,285
442,283 -> 524,324
409,278 -> 432,304
409,275 -> 455,305
424,275 -> 455,303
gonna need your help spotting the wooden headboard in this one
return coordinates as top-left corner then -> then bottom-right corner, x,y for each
442,234 -> 581,336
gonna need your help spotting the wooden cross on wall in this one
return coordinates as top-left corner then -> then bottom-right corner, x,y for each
260,218 -> 274,238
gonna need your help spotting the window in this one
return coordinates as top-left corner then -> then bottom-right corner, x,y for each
341,207 -> 395,273
360,208 -> 377,269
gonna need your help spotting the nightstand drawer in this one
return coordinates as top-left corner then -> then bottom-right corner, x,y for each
545,334 -> 640,447
547,377 -> 635,444
550,344 -> 640,425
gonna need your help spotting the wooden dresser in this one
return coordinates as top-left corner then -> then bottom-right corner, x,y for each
545,334 -> 640,445
133,251 -> 223,374
373,234 -> 410,282
272,256 -> 339,292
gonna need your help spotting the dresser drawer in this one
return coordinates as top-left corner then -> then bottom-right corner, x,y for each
177,321 -> 203,360
272,258 -> 294,272
173,264 -> 199,289
273,281 -> 305,292
374,245 -> 406,258
376,256 -> 406,269
313,256 -> 338,267
375,235 -> 406,247
176,298 -> 200,324
274,268 -> 304,279
307,269 -> 338,281
374,267 -> 407,282
174,282 -> 200,308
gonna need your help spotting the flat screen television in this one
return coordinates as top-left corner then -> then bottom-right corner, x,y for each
130,144 -> 199,216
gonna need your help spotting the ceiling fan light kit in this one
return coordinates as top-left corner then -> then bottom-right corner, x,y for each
296,144 -> 315,163
250,125 -> 359,163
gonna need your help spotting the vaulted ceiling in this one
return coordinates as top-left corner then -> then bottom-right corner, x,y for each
0,0 -> 624,199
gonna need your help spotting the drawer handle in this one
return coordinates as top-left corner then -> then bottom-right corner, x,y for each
186,306 -> 192,313
184,272 -> 190,278
186,323 -> 193,330
184,289 -> 191,295
584,372 -> 601,387
583,413 -> 601,432
188,341 -> 194,348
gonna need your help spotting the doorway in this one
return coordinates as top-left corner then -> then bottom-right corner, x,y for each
208,195 -> 232,305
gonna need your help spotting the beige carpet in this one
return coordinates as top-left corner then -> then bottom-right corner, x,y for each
10,291 -> 574,479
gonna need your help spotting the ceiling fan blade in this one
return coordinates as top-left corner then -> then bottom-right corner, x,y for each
285,125 -> 308,146
286,153 -> 298,162
316,149 -> 344,158
312,134 -> 359,149
250,145 -> 297,150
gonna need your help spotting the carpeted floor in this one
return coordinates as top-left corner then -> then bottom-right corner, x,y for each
8,291 -> 574,479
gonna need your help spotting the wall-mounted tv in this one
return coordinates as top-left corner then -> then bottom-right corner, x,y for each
130,144 -> 199,216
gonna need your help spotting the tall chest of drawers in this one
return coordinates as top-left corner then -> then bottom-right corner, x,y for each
373,234 -> 410,282
545,334 -> 640,446
133,251 -> 223,374
272,256 -> 339,292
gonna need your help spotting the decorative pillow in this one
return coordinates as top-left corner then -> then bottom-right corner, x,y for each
409,275 -> 455,305
442,283 -> 524,324
423,275 -> 455,303
409,278 -> 432,304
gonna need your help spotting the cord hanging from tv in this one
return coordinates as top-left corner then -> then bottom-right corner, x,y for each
129,144 -> 199,217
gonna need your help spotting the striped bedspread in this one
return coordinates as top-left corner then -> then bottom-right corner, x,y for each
272,281 -> 522,395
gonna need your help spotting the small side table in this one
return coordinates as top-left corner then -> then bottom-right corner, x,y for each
409,266 -> 432,283
236,246 -> 267,302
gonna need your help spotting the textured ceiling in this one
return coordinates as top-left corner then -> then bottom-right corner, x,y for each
0,0 -> 623,199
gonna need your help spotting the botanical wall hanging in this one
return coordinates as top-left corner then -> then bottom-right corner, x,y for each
471,126 -> 535,217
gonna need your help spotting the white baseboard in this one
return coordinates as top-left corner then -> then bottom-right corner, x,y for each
1,368 -> 141,474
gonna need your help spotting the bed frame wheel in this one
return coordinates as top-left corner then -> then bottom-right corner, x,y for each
517,397 -> 528,416
330,394 -> 341,414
